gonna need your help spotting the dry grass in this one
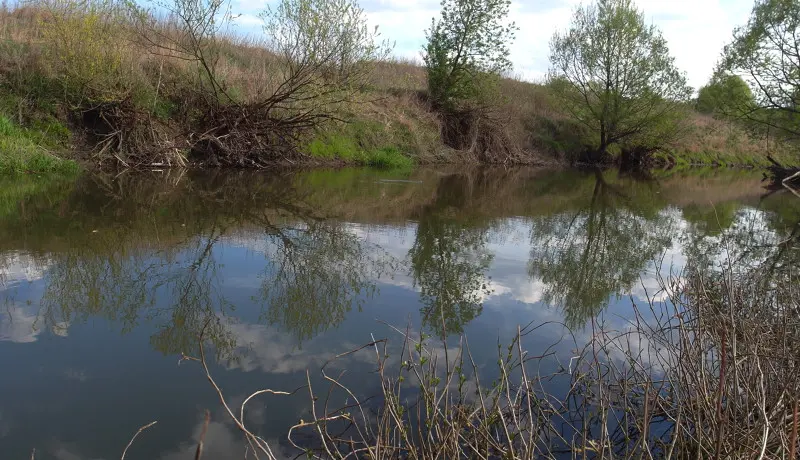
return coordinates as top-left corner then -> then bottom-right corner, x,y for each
0,2 -> 789,168
665,112 -> 795,167
369,57 -> 427,93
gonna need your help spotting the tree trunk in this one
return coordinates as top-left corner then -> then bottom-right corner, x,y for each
593,120 -> 608,164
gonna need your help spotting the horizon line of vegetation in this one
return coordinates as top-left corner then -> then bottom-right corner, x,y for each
0,0 -> 798,174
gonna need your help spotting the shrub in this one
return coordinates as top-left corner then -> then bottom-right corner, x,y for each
37,0 -> 132,101
696,74 -> 754,116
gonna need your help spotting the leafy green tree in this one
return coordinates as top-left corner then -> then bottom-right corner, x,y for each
696,75 -> 754,116
261,0 -> 392,83
719,0 -> 800,137
423,0 -> 517,110
549,0 -> 692,163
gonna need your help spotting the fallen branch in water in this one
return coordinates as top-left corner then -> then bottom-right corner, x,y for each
763,155 -> 800,190
194,410 -> 210,460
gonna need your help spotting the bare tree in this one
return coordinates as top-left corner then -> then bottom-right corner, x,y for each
129,0 -> 392,166
128,0 -> 235,104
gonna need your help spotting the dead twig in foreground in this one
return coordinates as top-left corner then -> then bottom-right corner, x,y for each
120,420 -> 157,460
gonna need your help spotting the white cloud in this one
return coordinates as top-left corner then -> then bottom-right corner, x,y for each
227,321 -> 336,373
0,251 -> 69,343
0,305 -> 70,343
225,319 -> 378,374
0,251 -> 51,286
159,413 -> 293,459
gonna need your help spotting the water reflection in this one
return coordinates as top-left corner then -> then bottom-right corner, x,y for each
410,173 -> 493,337
528,170 -> 674,326
3,171 -> 395,359
680,187 -> 800,292
0,167 -> 797,458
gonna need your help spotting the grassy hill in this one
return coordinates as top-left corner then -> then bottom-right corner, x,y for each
0,2 -> 793,174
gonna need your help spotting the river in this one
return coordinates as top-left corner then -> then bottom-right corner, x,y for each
1,167 -> 797,458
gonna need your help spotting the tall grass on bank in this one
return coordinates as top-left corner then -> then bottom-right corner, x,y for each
176,258 -> 799,458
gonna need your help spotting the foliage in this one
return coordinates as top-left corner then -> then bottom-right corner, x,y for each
696,74 -> 754,116
307,133 -> 414,169
423,0 -> 516,110
681,201 -> 740,236
260,221 -> 392,342
720,0 -> 800,139
5,170 -> 389,352
128,0 -> 238,104
0,0 -> 785,169
549,0 -> 692,163
39,0 -> 132,101
527,171 -> 673,327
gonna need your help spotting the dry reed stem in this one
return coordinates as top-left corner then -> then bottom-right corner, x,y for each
189,319 -> 297,460
120,420 -> 157,460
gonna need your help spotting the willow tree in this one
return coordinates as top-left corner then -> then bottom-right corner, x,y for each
424,0 -> 516,110
549,0 -> 691,164
720,0 -> 800,138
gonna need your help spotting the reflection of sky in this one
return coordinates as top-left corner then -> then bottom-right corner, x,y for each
0,202 -> 788,459
0,252 -> 70,343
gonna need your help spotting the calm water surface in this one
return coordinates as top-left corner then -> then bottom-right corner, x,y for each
1,167 -> 798,459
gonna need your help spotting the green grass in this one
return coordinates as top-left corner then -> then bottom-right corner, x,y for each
361,147 -> 414,169
0,115 -> 79,176
307,133 -> 414,170
653,148 -> 776,168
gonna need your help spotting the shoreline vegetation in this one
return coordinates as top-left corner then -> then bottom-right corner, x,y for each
0,0 -> 799,176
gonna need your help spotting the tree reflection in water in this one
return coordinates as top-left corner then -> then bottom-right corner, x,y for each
10,171 -> 394,359
2,167 -> 795,353
409,174 -> 493,337
528,170 -> 674,327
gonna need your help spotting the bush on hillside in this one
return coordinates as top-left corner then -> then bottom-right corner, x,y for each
696,74 -> 754,116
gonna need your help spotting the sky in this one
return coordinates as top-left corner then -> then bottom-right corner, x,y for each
232,0 -> 757,91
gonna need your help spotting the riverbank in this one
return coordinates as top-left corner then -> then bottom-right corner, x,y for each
0,4 -> 796,175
